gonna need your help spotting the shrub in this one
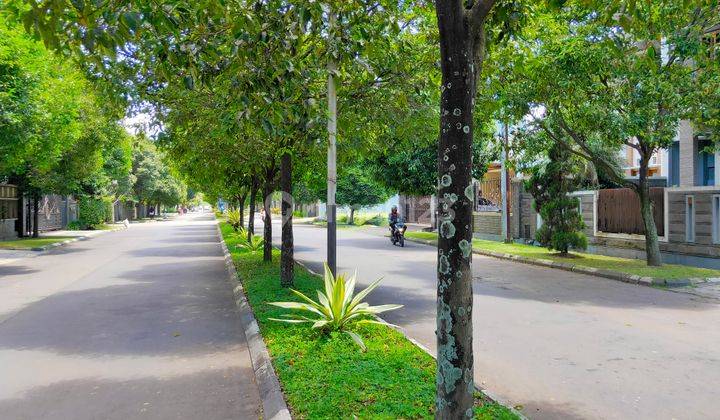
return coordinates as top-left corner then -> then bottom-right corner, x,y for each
102,197 -> 113,223
65,220 -> 82,231
526,143 -> 587,255
78,196 -> 109,229
353,213 -> 383,226
292,209 -> 306,218
365,214 -> 385,226
337,214 -> 348,224
269,264 -> 402,351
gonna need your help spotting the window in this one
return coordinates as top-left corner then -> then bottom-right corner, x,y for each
704,152 -> 716,186
713,196 -> 720,244
669,142 -> 680,187
686,195 -> 696,243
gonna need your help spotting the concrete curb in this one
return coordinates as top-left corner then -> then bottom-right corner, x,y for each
404,237 -> 693,288
215,223 -> 292,420
292,259 -> 527,420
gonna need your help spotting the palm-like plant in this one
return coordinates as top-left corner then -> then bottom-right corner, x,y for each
229,227 -> 265,253
229,227 -> 248,241
238,233 -> 264,253
269,264 -> 402,351
226,209 -> 241,231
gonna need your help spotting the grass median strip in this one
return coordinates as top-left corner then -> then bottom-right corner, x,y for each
219,222 -> 518,419
405,231 -> 720,281
0,236 -> 76,250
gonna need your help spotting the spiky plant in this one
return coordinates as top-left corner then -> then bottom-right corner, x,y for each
269,265 -> 402,351
237,233 -> 264,253
226,209 -> 241,231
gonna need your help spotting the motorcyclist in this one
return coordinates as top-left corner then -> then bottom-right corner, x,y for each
388,206 -> 406,235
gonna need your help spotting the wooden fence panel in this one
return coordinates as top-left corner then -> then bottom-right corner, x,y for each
597,188 -> 664,236
0,184 -> 18,220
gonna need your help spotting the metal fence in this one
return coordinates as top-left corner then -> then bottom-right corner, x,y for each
597,188 -> 665,236
476,179 -> 514,210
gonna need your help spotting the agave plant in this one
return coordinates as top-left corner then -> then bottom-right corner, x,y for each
269,264 -> 402,351
226,209 -> 241,231
229,227 -> 248,241
237,233 -> 264,253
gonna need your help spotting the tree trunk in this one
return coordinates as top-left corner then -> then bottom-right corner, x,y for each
238,193 -> 247,228
281,152 -> 294,287
434,4 -> 477,417
32,195 -> 39,238
638,154 -> 662,266
262,177 -> 273,262
248,177 -> 258,241
348,208 -> 355,225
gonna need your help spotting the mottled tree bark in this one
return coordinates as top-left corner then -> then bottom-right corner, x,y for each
434,1 -> 495,418
637,149 -> 662,266
280,152 -> 294,287
248,176 -> 258,241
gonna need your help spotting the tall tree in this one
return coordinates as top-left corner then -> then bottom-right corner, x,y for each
433,1 -> 494,416
335,164 -> 389,224
491,2 -> 720,266
432,0 -> 529,417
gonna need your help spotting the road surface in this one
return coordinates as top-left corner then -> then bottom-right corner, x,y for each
273,222 -> 720,420
0,214 -> 260,420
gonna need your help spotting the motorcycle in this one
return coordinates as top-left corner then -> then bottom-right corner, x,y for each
390,218 -> 406,247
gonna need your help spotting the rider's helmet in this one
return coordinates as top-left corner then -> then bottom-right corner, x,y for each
391,205 -> 398,212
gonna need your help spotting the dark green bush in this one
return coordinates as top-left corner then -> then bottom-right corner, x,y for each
65,220 -> 82,231
78,196 -> 109,229
526,143 -> 587,255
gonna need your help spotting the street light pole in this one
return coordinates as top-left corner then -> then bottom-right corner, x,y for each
326,7 -> 338,277
501,122 -> 511,243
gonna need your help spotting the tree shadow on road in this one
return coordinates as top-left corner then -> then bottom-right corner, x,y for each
0,260 -> 244,357
0,366 -> 260,420
0,265 -> 40,277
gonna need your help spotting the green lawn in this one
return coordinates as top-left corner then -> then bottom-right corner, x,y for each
0,236 -> 75,250
405,231 -> 720,280
219,222 -> 517,419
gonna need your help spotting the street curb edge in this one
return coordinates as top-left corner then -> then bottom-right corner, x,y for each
215,222 -> 292,420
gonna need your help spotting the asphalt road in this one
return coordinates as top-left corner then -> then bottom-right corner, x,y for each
273,221 -> 720,420
0,214 -> 260,420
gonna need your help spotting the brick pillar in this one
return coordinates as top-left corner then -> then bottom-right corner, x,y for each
678,120 -> 697,187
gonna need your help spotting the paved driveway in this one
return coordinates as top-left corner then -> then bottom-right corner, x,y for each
274,222 -> 720,420
0,214 -> 260,420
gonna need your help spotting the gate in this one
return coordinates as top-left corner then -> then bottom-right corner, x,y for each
597,188 -> 664,236
0,185 -> 18,220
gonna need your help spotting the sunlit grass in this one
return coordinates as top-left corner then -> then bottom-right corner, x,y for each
0,236 -> 75,249
405,231 -> 720,280
219,222 -> 517,419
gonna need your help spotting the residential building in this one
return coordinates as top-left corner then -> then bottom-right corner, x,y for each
619,120 -> 720,188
